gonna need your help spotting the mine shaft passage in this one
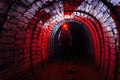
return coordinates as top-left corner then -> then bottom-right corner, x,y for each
54,22 -> 93,62
0,0 -> 119,80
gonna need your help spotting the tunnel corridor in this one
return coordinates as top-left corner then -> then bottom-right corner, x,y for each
53,22 -> 92,61
0,0 -> 120,80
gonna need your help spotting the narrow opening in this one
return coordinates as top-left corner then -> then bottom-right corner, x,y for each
53,22 -> 93,62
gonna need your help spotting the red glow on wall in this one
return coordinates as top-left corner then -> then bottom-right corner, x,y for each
24,10 -> 52,70
62,23 -> 69,30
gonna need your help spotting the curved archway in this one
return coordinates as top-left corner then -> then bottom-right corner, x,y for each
0,0 -> 120,80
52,21 -> 93,62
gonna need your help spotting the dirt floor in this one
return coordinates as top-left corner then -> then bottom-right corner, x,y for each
39,57 -> 104,80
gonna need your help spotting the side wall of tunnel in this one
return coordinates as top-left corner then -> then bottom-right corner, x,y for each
0,0 -> 52,80
0,0 -> 120,80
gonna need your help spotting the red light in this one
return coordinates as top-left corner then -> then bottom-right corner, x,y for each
62,23 -> 69,30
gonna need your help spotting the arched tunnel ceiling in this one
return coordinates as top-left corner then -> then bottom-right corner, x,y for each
0,0 -> 120,80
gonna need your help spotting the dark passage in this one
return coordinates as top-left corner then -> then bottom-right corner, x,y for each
39,22 -> 103,80
53,22 -> 93,62
69,22 -> 92,61
0,0 -> 119,80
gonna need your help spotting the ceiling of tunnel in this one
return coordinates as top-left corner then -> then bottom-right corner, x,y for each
108,0 -> 120,6
16,0 -> 119,30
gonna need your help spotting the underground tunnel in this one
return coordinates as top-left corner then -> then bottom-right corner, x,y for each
0,0 -> 120,80
53,21 -> 93,62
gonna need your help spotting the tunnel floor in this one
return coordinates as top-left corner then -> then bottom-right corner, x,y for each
38,52 -> 104,80
39,59 -> 104,80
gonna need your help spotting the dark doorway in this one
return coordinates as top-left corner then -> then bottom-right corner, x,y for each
53,22 -> 93,62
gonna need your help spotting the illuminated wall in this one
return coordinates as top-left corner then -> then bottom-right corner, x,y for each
0,0 -> 120,80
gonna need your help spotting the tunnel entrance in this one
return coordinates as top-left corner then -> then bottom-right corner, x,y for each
42,22 -> 103,80
53,22 -> 93,62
